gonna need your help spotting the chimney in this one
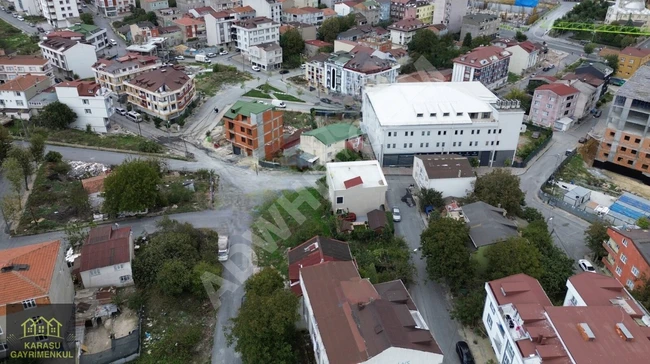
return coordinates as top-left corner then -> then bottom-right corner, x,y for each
458,169 -> 462,178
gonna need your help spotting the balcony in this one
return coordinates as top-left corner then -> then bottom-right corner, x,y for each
605,254 -> 616,266
604,238 -> 619,254
498,303 -> 528,341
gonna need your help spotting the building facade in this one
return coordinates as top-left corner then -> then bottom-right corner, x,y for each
123,67 -> 196,121
95,0 -> 136,17
451,46 -> 511,90
55,80 -> 114,133
612,46 -> 650,79
412,155 -> 475,197
173,16 -> 207,41
326,160 -> 387,216
232,17 -> 280,59
388,17 -> 426,46
79,226 -> 134,288
362,82 -> 525,167
223,100 -> 284,159
67,23 -> 109,51
603,226 -> 650,290
242,0 -> 281,22
0,74 -> 52,119
249,42 -> 282,70
0,56 -> 52,83
141,0 -> 169,12
300,123 -> 363,165
92,54 -> 162,94
505,40 -> 539,75
39,0 -> 79,27
282,7 -> 325,26
530,83 -> 580,129
432,0 -> 467,33
39,37 -> 98,79
460,13 -> 500,41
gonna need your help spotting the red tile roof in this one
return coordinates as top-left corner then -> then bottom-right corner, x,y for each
0,55 -> 49,66
322,8 -> 337,16
561,72 -> 604,87
57,80 -> 102,96
80,226 -> 131,271
304,39 -> 332,47
344,176 -> 363,189
388,18 -> 425,31
567,272 -> 644,316
173,17 -> 205,26
126,67 -> 192,92
0,240 -> 61,308
518,40 -> 539,54
488,273 -> 552,306
288,236 -> 353,295
0,74 -> 49,91
81,174 -> 107,194
535,83 -> 580,97
453,46 -> 511,68
620,46 -> 650,58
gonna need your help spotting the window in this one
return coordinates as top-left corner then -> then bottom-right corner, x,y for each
620,254 -> 628,264
386,144 -> 391,149
499,129 -> 502,134
85,109 -> 92,114
476,130 -> 480,135
114,264 -> 124,271
408,143 -> 412,147
487,314 -> 493,329
16,100 -> 24,106
0,325 -> 3,335
621,147 -> 627,152
534,101 -> 540,106
426,131 -> 430,136
456,112 -> 463,116
632,266 -> 640,277
0,342 -> 6,352
564,110 -> 569,115
392,144 -> 395,148
436,142 -> 440,147
490,302 -> 496,315
458,142 -> 462,147
616,266 -> 622,276
443,131 -> 447,135
119,275 -> 132,283
546,103 -> 553,109
624,135 -> 630,141
443,112 -> 449,117
421,131 -> 425,136
469,142 -> 473,147
336,196 -> 343,204
14,91 -> 21,96
460,130 -> 464,135
416,113 -> 423,117
83,99 -> 90,105
488,129 -> 491,134
22,298 -> 36,309
404,143 -> 407,148
486,141 -> 489,146
441,142 -> 445,147
455,130 -> 458,135
635,138 -> 641,143
405,132 -> 408,136
453,142 -> 457,147
388,132 -> 391,137
425,143 -> 429,147
90,268 -> 101,276
626,279 -> 635,289
482,112 -> 491,118
491,141 -> 495,146
569,296 -> 578,306
430,113 -> 436,117
438,131 -> 441,136
497,141 -> 500,146
471,130 -> 475,135
622,238 -> 628,247
628,160 -> 634,166
420,143 -> 423,147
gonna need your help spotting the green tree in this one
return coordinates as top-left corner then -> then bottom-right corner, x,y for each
245,267 -> 285,297
3,157 -> 24,199
451,289 -> 486,327
8,147 -> 34,190
63,221 -> 96,250
36,102 -> 77,130
506,88 -> 532,114
80,12 -> 94,25
29,134 -> 46,163
416,187 -> 443,213
486,236 -> 544,280
637,217 -> 650,229
462,32 -> 472,47
472,169 -> 525,216
620,35 -> 636,48
515,31 -> 528,42
157,260 -> 191,296
190,261 -> 222,298
604,54 -> 620,75
526,79 -> 547,94
318,17 -> 341,43
335,149 -> 360,162
421,218 -> 474,292
226,269 -> 299,364
521,206 -> 545,222
103,159 -> 161,215
407,31 -> 461,70
584,220 -> 610,260
631,275 -> 650,310
471,35 -> 493,48
583,42 -> 596,55
0,126 -> 12,165
280,28 -> 305,68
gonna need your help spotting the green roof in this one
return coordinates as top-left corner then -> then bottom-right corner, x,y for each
224,100 -> 274,119
68,23 -> 102,36
303,123 -> 362,145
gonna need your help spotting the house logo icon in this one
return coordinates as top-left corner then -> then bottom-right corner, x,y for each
21,316 -> 63,339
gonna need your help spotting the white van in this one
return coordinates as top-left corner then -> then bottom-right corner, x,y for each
271,100 -> 286,108
115,107 -> 127,116
218,235 -> 230,262
126,111 -> 142,122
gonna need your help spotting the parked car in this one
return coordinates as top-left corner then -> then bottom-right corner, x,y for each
109,39 -> 118,46
12,12 -> 18,17
175,55 -> 185,60
594,109 -> 602,118
279,69 -> 289,74
392,207 -> 401,222
115,107 -> 127,116
320,98 -> 332,104
17,16 -> 24,21
578,137 -> 587,144
54,78 -> 62,83
36,27 -> 45,33
455,341 -> 476,364
219,50 -> 228,55
579,259 -> 596,273
251,65 -> 261,72
300,64 -> 306,69
207,52 -> 217,58
28,22 -> 35,27
0,6 -> 5,11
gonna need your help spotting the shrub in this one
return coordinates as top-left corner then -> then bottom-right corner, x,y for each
163,183 -> 194,205
44,151 -> 63,163
51,161 -> 71,175
138,139 -> 162,153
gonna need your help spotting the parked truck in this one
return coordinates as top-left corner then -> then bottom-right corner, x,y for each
218,235 -> 230,262
195,54 -> 211,63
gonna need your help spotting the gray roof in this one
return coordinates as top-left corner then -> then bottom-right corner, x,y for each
576,61 -> 613,77
613,227 -> 650,263
463,13 -> 499,25
616,64 -> 650,102
564,186 -> 591,199
416,154 -> 474,179
462,201 -> 518,248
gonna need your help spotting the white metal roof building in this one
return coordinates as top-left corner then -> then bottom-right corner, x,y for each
326,160 -> 388,216
361,82 -> 525,167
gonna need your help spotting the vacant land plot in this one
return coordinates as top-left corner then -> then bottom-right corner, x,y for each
0,19 -> 39,54
243,84 -> 305,102
195,65 -> 252,97
159,170 -> 213,213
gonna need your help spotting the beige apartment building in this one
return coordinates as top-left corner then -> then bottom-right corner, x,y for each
92,54 -> 163,95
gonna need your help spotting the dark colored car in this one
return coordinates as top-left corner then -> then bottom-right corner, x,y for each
36,27 -> 45,33
456,341 -> 476,364
594,110 -> 602,118
578,137 -> 587,144
279,69 -> 289,74
320,98 -> 332,104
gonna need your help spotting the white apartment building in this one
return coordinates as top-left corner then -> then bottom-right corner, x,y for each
96,0 -> 137,17
232,17 -> 280,56
39,37 -> 97,79
39,0 -> 80,27
432,0 -> 467,33
362,82 -> 524,167
249,42 -> 282,70
92,54 -> 162,94
123,67 -> 196,121
242,0 -> 281,22
0,56 -> 53,84
205,7 -> 257,47
66,23 -> 109,52
388,17 -> 426,46
0,74 -> 52,119
323,51 -> 399,99
326,160 -> 387,216
281,7 -> 324,26
605,0 -> 650,26
55,80 -> 114,133
13,0 -> 41,16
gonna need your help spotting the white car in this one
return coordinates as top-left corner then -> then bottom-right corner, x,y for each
109,39 -> 118,46
17,16 -> 24,21
392,207 -> 401,222
207,52 -> 217,58
578,259 -> 596,273
251,65 -> 261,72
300,64 -> 306,69
219,50 -> 228,55
175,55 -> 185,60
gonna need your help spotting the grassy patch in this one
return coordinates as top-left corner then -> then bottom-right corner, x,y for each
516,127 -> 552,161
258,83 -> 283,93
287,75 -> 308,85
195,65 -> 252,97
43,128 -> 164,154
555,153 -> 606,188
24,15 -> 46,22
0,19 -> 40,54
242,89 -> 273,99
18,161 -> 91,234
282,111 -> 313,128
508,72 -> 521,83
273,92 -> 305,103
159,170 -> 212,213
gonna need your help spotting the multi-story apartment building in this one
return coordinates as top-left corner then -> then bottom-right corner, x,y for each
0,56 -> 52,84
156,7 -> 182,26
451,46 -> 511,90
432,0 -> 467,33
242,0 -> 281,22
595,64 -> 650,174
176,0 -> 206,11
123,67 -> 196,121
14,0 -> 41,16
603,226 -> 650,290
204,6 -> 257,47
530,83 -> 580,129
0,240 -> 75,362
249,42 -> 282,70
39,37 -> 98,79
388,17 -> 426,46
92,54 -> 162,95
604,46 -> 650,79
173,16 -> 206,42
281,7 -> 325,26
319,50 -> 399,98
460,13 -> 500,41
400,0 -> 433,24
55,80 -> 114,133
305,52 -> 328,92
206,0 -> 244,11
483,273 -> 650,364
96,0 -> 137,16
362,82 -> 525,167
232,17 -> 280,57
223,100 -> 283,159
0,74 -> 52,119
141,0 -> 169,12
66,23 -> 109,51
39,0 -> 79,27
389,0 -> 410,21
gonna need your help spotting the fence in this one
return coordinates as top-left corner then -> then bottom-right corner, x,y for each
80,319 -> 141,364
537,189 -> 600,223
513,124 -> 554,168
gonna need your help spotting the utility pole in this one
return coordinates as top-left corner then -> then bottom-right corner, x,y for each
137,120 -> 142,136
